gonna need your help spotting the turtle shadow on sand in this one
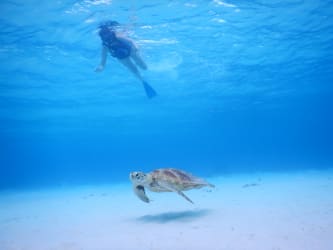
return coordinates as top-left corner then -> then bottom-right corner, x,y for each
136,209 -> 212,224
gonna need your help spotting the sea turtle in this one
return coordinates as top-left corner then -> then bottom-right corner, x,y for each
129,168 -> 214,204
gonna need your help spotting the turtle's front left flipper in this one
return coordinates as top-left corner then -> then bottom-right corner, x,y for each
133,185 -> 150,203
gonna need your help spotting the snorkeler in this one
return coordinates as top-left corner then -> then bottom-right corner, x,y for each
95,21 -> 157,98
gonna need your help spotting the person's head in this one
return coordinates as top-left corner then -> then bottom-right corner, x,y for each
99,26 -> 116,42
98,20 -> 120,42
100,20 -> 119,28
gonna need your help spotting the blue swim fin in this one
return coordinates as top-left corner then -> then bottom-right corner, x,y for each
142,81 -> 157,99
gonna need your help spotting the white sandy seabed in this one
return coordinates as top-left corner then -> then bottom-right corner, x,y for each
0,169 -> 332,250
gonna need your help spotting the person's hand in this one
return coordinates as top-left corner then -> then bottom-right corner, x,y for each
95,65 -> 104,72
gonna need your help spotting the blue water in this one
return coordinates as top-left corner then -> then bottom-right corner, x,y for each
0,0 -> 332,190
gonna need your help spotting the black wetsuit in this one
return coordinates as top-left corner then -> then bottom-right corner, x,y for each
102,34 -> 132,59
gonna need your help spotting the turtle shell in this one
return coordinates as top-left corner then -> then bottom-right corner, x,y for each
150,168 -> 213,191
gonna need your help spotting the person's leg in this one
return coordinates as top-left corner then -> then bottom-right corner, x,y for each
119,58 -> 144,82
130,50 -> 148,70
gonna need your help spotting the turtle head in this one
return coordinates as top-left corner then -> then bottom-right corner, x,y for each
129,171 -> 149,186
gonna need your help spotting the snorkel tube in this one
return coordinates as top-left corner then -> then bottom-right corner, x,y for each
98,20 -> 120,30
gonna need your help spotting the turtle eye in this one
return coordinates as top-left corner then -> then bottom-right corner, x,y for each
135,173 -> 141,180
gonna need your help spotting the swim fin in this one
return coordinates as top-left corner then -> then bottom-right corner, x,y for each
142,81 -> 157,99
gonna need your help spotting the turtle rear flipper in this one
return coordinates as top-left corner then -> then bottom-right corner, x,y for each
158,180 -> 194,204
176,190 -> 194,204
133,185 -> 150,203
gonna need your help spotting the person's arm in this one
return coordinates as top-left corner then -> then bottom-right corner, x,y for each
95,46 -> 108,72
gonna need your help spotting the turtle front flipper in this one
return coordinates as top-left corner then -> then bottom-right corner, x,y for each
133,185 -> 150,203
